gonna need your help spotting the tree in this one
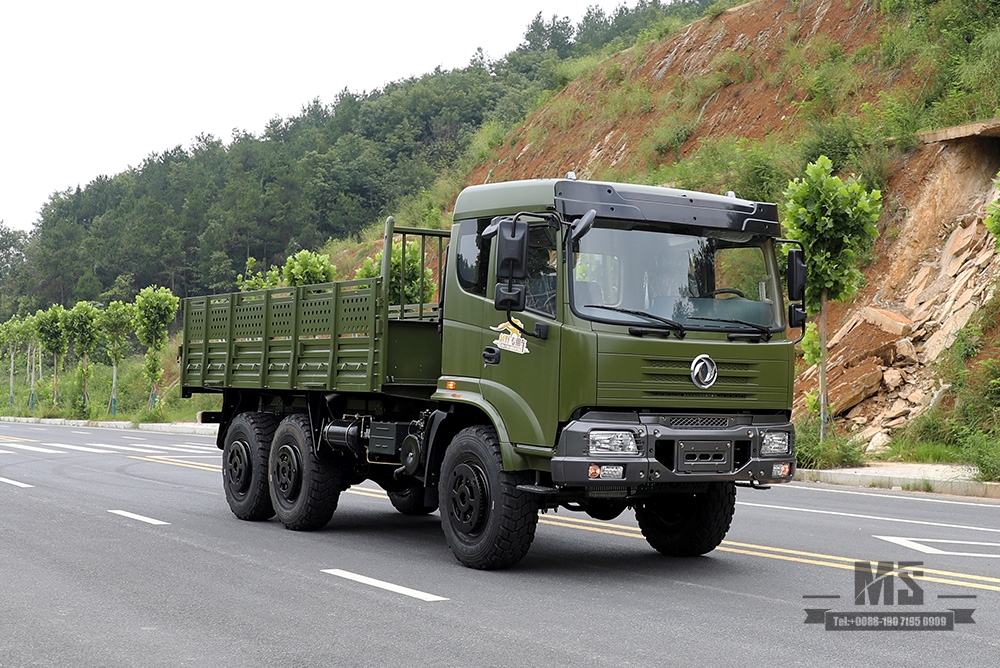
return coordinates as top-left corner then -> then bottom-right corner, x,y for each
133,286 -> 179,408
101,300 -> 135,416
65,301 -> 101,409
34,305 -> 69,406
20,314 -> 38,409
783,155 -> 881,439
355,240 -> 435,305
520,12 -> 575,58
0,317 -> 22,406
0,223 -> 27,320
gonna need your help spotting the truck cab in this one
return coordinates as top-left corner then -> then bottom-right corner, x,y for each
429,178 -> 805,563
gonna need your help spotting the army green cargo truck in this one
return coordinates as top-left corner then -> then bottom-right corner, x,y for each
181,177 -> 807,569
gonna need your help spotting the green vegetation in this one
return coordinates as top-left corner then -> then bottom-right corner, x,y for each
355,241 -> 435,306
238,250 -> 337,291
984,172 -> 1000,244
0,295 -> 216,423
878,0 -> 1000,129
132,287 -> 180,410
794,414 -> 865,469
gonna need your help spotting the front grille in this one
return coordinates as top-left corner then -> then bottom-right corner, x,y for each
669,416 -> 730,429
647,391 -> 750,399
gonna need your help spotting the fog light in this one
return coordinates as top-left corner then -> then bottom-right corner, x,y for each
588,430 -> 639,456
761,432 -> 790,456
588,464 -> 624,480
772,462 -> 791,477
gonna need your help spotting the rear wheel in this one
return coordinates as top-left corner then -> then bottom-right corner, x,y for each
268,414 -> 342,531
439,425 -> 537,569
223,412 -> 278,521
635,482 -> 736,556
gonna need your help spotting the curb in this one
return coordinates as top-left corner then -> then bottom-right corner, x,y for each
0,416 -> 218,436
795,468 -> 1000,500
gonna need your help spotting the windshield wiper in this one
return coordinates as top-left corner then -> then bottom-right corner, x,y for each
688,316 -> 772,341
583,304 -> 686,338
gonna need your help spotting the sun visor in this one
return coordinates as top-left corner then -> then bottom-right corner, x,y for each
554,179 -> 781,236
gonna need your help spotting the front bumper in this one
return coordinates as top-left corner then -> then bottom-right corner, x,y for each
550,411 -> 795,490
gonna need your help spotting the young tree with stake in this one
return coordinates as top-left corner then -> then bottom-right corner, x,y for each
783,156 -> 881,440
133,287 -> 179,409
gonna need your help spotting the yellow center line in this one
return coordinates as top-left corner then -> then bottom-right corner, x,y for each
128,455 -> 221,472
539,517 -> 642,539
346,488 -> 388,499
0,434 -> 40,442
724,540 -> 1000,585
538,517 -> 1000,593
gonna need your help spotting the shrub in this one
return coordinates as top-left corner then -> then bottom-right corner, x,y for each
355,240 -> 435,306
794,415 -> 865,469
963,432 -> 1000,482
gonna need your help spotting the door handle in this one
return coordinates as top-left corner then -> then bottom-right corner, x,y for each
482,346 -> 501,367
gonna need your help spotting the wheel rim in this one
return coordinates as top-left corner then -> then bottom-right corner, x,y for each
273,442 -> 302,504
448,461 -> 489,535
225,439 -> 253,498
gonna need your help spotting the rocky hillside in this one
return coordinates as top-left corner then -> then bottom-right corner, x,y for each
464,0 -> 1000,450
798,130 -> 1000,452
470,0 -> 894,183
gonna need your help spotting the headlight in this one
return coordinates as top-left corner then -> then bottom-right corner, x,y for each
761,431 -> 790,456
588,430 -> 640,456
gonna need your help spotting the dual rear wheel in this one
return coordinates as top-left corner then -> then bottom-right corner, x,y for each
223,412 -> 342,531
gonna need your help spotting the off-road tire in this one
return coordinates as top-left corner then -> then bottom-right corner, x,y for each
268,414 -> 342,531
439,425 -> 538,569
223,412 -> 278,521
388,485 -> 438,516
635,482 -> 736,557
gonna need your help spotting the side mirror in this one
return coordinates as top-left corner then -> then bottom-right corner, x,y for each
787,248 -> 806,302
496,218 -> 528,280
494,283 -> 526,312
570,209 -> 597,242
788,303 -> 806,330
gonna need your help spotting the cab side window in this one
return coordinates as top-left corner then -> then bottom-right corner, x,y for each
524,226 -> 557,317
455,219 -> 489,297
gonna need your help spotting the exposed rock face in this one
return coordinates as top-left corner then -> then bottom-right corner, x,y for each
794,136 -> 1000,453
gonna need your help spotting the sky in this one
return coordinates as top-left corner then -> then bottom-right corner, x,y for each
0,0 -> 609,232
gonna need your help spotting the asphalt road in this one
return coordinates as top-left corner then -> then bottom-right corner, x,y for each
2,421 -> 998,667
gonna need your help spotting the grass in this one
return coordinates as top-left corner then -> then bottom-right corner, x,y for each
873,434 -> 966,464
901,478 -> 934,493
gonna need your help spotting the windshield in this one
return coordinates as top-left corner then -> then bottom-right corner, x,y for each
571,224 -> 783,332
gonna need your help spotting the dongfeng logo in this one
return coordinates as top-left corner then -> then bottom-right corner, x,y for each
690,354 -> 718,389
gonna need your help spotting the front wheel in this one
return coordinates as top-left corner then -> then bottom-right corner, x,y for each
439,426 -> 538,569
635,482 -> 736,556
268,414 -> 342,531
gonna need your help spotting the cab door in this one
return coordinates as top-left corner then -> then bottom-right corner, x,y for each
481,224 -> 562,447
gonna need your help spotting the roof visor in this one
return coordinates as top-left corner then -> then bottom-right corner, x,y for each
554,180 -> 781,236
